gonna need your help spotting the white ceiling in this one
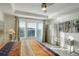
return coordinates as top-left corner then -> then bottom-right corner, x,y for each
14,3 -> 53,15
0,3 -> 13,13
0,3 -> 79,20
13,3 -> 79,19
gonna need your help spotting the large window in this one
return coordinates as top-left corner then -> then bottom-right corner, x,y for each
27,23 -> 36,37
19,20 -> 26,38
37,23 -> 43,41
19,18 -> 43,41
27,22 -> 43,41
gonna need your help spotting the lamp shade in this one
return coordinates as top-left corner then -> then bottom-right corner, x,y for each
8,29 -> 15,34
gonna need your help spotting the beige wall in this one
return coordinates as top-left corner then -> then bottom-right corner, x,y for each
0,11 -> 16,44
0,21 -> 4,43
4,13 -> 16,43
0,11 -> 5,43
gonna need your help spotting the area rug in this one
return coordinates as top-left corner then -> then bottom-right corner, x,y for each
0,41 -> 20,56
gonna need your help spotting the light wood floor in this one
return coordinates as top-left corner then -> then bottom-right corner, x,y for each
20,39 -> 78,56
21,40 -> 34,56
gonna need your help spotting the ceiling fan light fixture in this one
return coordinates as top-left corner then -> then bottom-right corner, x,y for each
42,3 -> 47,12
42,7 -> 47,11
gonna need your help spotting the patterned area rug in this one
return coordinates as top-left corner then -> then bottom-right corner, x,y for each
0,42 -> 20,56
